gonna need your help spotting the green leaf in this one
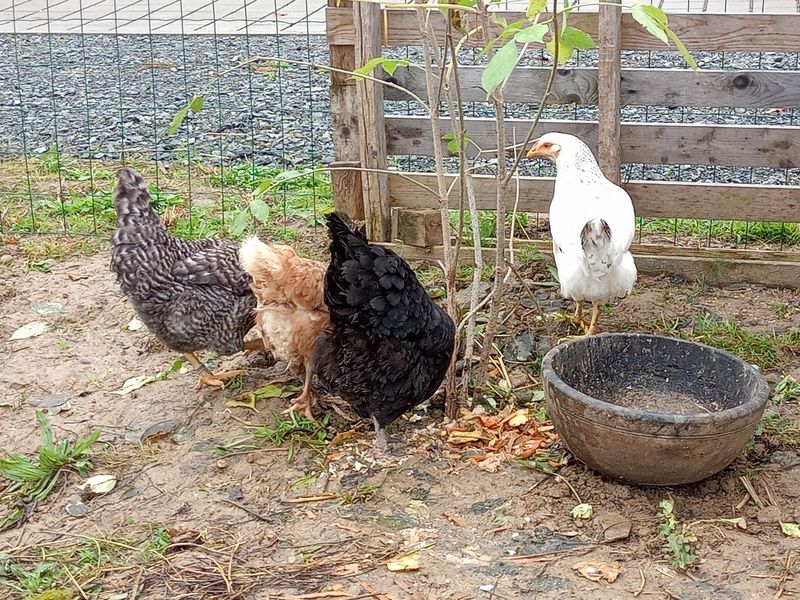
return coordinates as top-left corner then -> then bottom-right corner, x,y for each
526,0 -> 547,18
168,105 -> 189,136
780,522 -> 800,538
570,503 -> 593,519
229,208 -> 251,237
188,95 -> 204,113
249,197 -> 270,222
631,4 -> 669,45
381,58 -> 409,76
443,133 -> 458,154
353,56 -> 385,79
481,40 -> 519,97
514,23 -> 548,44
665,27 -> 698,70
546,38 -> 573,64
489,13 -> 508,29
560,26 -> 595,50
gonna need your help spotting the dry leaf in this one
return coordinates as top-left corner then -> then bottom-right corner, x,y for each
10,321 -> 51,340
68,270 -> 88,281
573,560 -> 621,583
507,409 -> 530,428
387,554 -> 420,572
226,393 -> 257,410
78,474 -> 117,495
114,375 -> 158,395
780,522 -> 800,538
126,317 -> 144,331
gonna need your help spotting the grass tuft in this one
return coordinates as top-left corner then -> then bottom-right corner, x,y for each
0,412 -> 100,531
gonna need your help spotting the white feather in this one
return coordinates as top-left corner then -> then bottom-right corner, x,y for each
542,133 -> 637,304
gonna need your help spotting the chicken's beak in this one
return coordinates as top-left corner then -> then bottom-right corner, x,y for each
526,139 -> 543,158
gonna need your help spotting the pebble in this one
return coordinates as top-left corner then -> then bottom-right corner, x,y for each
0,255 -> 12,264
755,505 -> 782,525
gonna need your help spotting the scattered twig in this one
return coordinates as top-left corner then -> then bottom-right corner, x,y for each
282,494 -> 338,504
634,564 -> 647,597
740,476 -> 765,509
220,498 -> 288,521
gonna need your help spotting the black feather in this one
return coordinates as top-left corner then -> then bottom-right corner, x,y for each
109,167 -> 255,356
313,211 -> 456,431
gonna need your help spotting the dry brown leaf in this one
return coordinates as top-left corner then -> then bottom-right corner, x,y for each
573,560 -> 621,583
386,554 -> 420,572
68,270 -> 89,281
334,522 -> 362,534
443,512 -> 464,527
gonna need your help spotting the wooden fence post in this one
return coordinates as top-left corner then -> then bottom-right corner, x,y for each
598,0 -> 622,184
353,3 -> 391,241
328,0 -> 364,220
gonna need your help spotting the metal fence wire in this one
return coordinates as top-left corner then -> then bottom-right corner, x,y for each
0,0 -> 798,251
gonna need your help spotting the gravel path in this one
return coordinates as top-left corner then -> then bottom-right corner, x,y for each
0,33 -> 798,186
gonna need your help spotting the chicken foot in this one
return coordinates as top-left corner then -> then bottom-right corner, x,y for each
182,352 -> 245,389
283,366 -> 316,421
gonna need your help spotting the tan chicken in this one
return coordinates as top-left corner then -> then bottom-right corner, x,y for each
239,237 -> 329,419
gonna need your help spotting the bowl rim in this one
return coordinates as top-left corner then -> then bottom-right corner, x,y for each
541,332 -> 770,427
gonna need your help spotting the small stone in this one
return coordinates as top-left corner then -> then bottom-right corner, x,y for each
755,506 -> 782,525
597,511 -> 632,542
66,499 -> 88,517
0,254 -> 12,264
228,485 -> 244,501
216,459 -> 229,470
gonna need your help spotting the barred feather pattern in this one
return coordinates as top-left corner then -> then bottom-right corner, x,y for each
110,167 -> 256,356
313,212 -> 455,429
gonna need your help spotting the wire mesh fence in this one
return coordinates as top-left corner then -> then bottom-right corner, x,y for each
0,0 -> 798,253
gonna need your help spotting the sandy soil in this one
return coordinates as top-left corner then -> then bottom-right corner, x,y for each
0,244 -> 798,600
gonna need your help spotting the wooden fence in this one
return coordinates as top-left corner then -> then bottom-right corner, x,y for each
325,3 -> 800,287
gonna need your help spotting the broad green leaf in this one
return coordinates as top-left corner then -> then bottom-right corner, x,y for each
168,105 -> 189,136
666,28 -> 698,70
382,58 -> 409,76
526,0 -> 547,18
188,95 -> 204,113
561,26 -> 595,50
353,56 -> 385,79
489,13 -> 508,29
230,208 -> 251,237
443,133 -> 458,154
639,3 -> 668,27
249,197 -> 270,222
546,38 -> 573,64
514,23 -> 548,44
631,4 -> 669,45
481,40 -> 519,97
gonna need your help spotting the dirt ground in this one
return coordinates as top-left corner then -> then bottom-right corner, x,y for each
0,242 -> 799,600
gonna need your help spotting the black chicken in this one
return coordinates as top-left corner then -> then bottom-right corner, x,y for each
313,212 -> 455,450
110,167 -> 260,389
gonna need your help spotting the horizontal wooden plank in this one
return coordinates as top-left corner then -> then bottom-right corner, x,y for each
385,116 -> 800,169
383,241 -> 800,288
385,67 -> 800,109
388,173 -> 800,222
327,8 -> 800,52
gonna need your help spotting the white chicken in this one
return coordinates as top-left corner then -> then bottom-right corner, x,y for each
527,132 -> 637,335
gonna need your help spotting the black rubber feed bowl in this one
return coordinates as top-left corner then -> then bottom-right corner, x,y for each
542,333 -> 769,486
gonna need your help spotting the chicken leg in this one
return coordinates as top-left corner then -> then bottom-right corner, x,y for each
581,303 -> 601,336
573,300 -> 584,325
183,352 -> 245,389
242,338 -> 265,356
283,365 -> 316,421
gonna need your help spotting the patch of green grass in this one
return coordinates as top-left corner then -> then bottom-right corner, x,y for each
0,526 -> 176,599
0,412 -> 100,531
217,411 -> 330,461
757,409 -> 800,447
689,314 -> 781,368
772,376 -> 800,405
640,217 -> 800,247
338,482 -> 376,505
658,498 -> 697,570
